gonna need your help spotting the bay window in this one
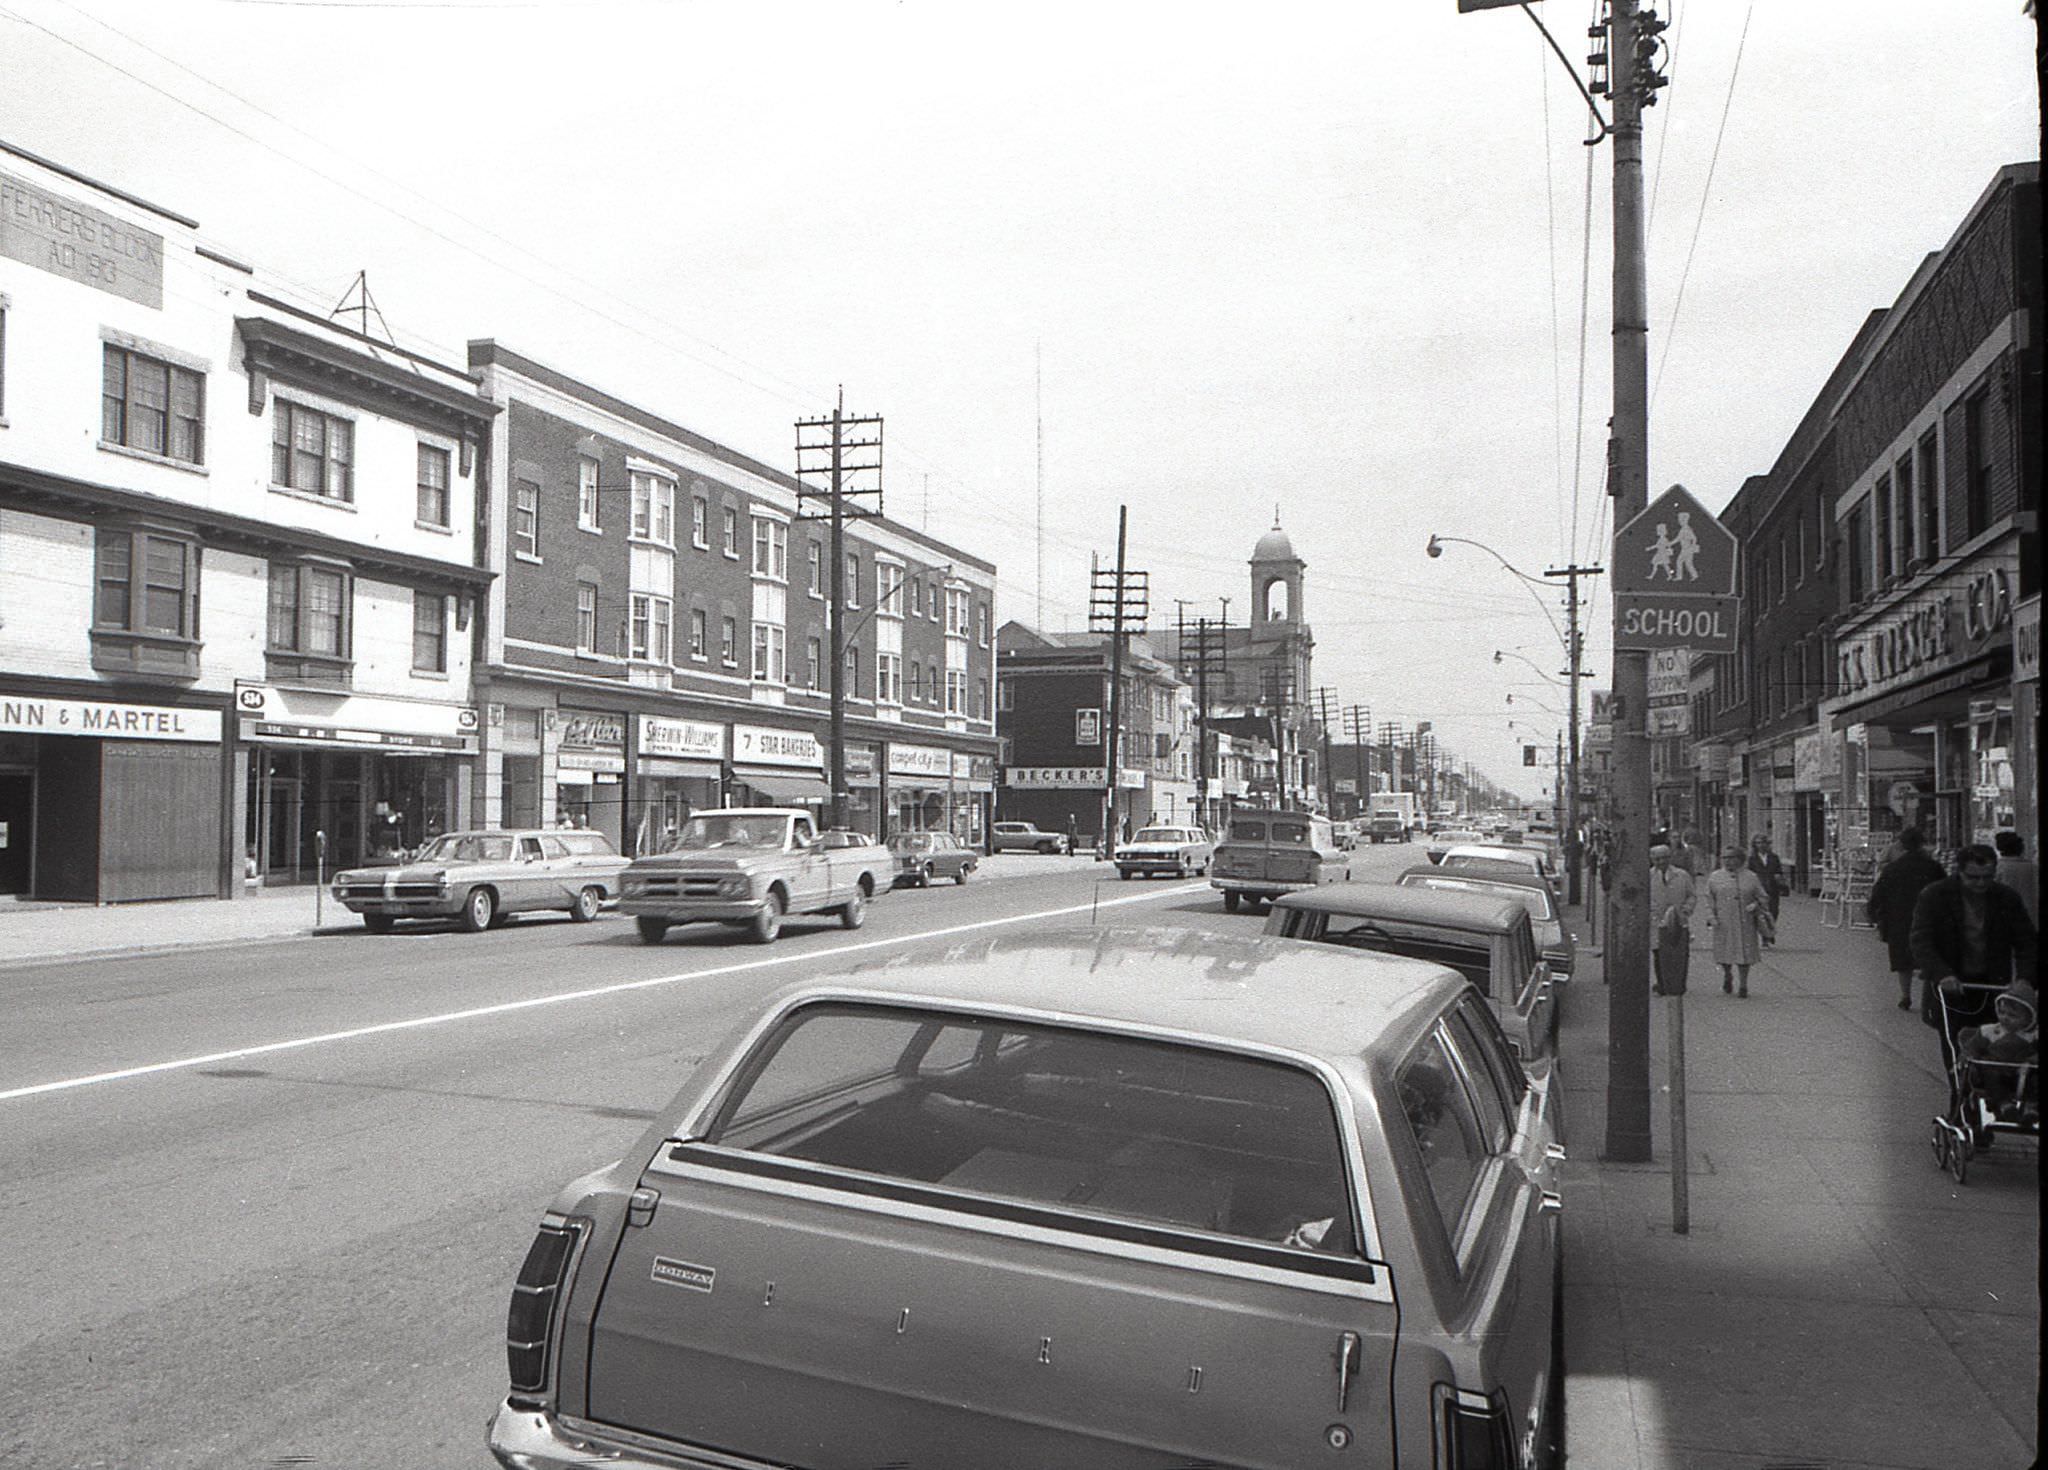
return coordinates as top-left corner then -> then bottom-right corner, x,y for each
631,593 -> 673,663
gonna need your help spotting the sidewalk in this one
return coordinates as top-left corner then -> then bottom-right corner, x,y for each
0,850 -> 1106,971
1560,894 -> 2039,1469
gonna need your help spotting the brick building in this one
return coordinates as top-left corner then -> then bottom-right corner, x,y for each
467,343 -> 999,854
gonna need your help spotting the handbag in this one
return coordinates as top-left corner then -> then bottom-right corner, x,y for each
1754,907 -> 1776,944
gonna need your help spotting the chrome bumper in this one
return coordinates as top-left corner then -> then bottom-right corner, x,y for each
618,897 -> 765,922
488,1401 -> 775,1470
1209,877 -> 1315,894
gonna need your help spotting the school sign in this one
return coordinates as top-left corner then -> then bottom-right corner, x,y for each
1612,483 -> 1739,654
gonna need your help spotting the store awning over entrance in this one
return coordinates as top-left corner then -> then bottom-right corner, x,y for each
1832,656 -> 2003,731
733,766 -> 830,802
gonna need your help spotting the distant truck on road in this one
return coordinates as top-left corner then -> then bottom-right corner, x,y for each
1366,793 -> 1419,842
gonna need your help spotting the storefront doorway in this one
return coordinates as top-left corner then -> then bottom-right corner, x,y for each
0,769 -> 32,896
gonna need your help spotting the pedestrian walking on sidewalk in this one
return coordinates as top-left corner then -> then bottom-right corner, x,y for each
1706,846 -> 1767,996
1910,844 -> 2039,1111
1747,834 -> 1789,944
1867,828 -> 1945,1010
1649,843 -> 1696,996
1993,830 -> 2038,928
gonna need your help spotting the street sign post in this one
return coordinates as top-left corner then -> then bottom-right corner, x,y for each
1613,484 -> 1739,653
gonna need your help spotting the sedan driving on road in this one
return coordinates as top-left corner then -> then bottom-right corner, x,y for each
889,831 -> 978,887
487,925 -> 1564,1470
331,829 -> 627,933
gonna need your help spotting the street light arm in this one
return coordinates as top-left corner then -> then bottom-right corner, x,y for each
1427,535 -> 1569,652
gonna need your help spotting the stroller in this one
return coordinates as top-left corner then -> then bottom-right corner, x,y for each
1929,982 -> 2040,1185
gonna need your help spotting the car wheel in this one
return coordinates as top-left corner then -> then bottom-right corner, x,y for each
921,864 -> 935,888
571,885 -> 603,922
1038,841 -> 1056,855
750,891 -> 785,944
954,863 -> 971,885
459,886 -> 497,933
840,888 -> 866,929
362,913 -> 395,934
1223,890 -> 1241,913
635,916 -> 669,945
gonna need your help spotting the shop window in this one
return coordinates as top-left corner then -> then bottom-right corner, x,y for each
91,527 -> 202,678
689,607 -> 708,661
1963,390 -> 1991,541
512,478 -> 540,559
104,345 -> 205,465
578,458 -> 602,532
416,443 -> 452,528
721,614 -> 738,667
272,399 -> 351,500
576,581 -> 599,654
413,591 -> 448,673
266,561 -> 353,685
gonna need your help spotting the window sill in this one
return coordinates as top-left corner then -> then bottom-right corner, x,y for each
628,533 -> 673,549
514,550 -> 544,565
410,667 -> 451,682
101,440 -> 208,476
415,519 -> 454,536
270,482 -> 355,511
579,521 -> 604,537
692,538 -> 711,553
90,629 -> 202,681
722,550 -> 741,561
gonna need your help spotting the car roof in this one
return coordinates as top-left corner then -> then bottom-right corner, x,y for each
686,808 -> 798,819
1444,842 -> 1543,863
752,925 -> 1467,1066
1397,863 -> 1554,905
1272,883 -> 1527,933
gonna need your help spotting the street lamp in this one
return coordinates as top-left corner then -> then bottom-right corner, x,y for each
1495,648 -> 1564,689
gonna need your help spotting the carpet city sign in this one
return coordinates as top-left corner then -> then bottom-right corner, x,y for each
1612,484 -> 1739,654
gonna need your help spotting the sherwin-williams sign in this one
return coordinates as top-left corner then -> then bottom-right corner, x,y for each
639,716 -> 724,761
1,170 -> 165,308
1,694 -> 218,743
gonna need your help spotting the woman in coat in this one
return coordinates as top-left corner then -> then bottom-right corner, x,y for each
1866,827 -> 1946,1010
1706,845 -> 1767,996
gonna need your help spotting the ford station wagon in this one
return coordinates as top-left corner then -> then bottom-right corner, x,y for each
487,926 -> 1565,1470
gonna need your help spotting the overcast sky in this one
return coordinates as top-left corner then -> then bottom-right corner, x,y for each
1,0 -> 2037,799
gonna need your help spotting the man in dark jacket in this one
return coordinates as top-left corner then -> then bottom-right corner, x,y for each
1910,843 -> 2039,1110
1867,828 -> 1946,1009
1749,834 -> 1789,943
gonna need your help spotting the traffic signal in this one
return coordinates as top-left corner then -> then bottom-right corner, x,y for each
1524,745 -> 1538,766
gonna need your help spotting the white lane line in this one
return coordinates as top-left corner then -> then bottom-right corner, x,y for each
2,883 -> 1209,1103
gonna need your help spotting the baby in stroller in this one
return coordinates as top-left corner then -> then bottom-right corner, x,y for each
1957,986 -> 2040,1125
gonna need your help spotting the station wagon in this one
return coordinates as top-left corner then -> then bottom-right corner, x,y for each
488,927 -> 1564,1470
331,828 -> 628,933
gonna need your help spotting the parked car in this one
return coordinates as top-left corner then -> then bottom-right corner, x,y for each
1441,841 -> 1553,878
889,830 -> 978,887
1423,827 -> 1488,864
1397,862 -> 1577,979
617,808 -> 891,944
1113,823 -> 1213,879
1209,809 -> 1348,912
486,926 -> 1564,1470
989,820 -> 1070,855
819,828 -> 880,851
331,829 -> 628,933
1265,884 -> 1560,1063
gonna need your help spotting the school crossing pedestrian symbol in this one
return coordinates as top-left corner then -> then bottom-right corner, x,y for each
1613,483 -> 1739,653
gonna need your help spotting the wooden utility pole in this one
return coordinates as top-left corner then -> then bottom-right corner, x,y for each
1089,508 -> 1146,852
1545,561 -> 1604,905
1313,688 -> 1338,815
795,390 -> 883,832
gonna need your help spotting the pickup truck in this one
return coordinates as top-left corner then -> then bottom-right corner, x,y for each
617,808 -> 890,944
1208,808 -> 1349,912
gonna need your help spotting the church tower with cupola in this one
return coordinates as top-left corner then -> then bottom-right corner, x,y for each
1251,513 -> 1305,635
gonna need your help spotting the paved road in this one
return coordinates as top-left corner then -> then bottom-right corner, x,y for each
6,851 -> 1406,1469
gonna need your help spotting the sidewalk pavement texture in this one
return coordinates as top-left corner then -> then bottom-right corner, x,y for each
1560,893 -> 2039,1469
0,850 -> 1106,971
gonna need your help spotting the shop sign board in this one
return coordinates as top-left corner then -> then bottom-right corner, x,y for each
247,721 -> 470,752
1118,768 -> 1148,790
844,743 -> 879,781
888,742 -> 952,780
559,708 -> 627,751
1587,689 -> 1614,746
1793,730 -> 1841,792
1697,742 -> 1731,780
0,168 -> 166,308
968,754 -> 998,783
1836,558 -> 2017,706
734,723 -> 823,769
2,694 -> 220,743
2014,594 -> 2041,684
1005,766 -> 1106,788
952,752 -> 975,780
1075,709 -> 1102,746
557,748 -> 626,773
639,716 -> 724,761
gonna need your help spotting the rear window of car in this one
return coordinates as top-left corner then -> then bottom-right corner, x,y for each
557,833 -> 617,856
1271,823 -> 1310,846
1312,920 -> 1495,994
1227,820 -> 1266,842
705,1004 -> 1358,1258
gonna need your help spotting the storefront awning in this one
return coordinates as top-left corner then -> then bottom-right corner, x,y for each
640,756 -> 722,780
732,766 -> 830,802
1832,656 -> 2003,731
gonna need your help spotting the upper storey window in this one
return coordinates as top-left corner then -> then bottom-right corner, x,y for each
273,400 -> 353,502
103,345 -> 204,465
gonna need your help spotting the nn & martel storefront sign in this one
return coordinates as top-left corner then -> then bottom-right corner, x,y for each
1836,559 -> 2015,706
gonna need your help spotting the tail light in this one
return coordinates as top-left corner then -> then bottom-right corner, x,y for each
507,1219 -> 582,1399
1434,1384 -> 1515,1469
